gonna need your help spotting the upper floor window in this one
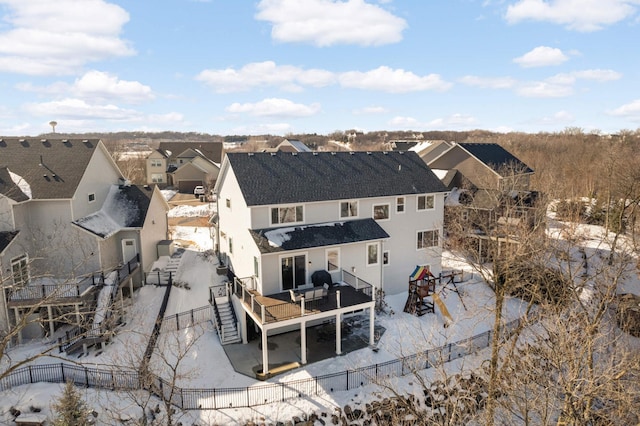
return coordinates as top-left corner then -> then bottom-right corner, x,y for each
271,205 -> 303,225
151,159 -> 162,167
88,193 -> 96,203
417,229 -> 439,249
383,250 -> 390,266
373,204 -> 390,220
226,198 -> 231,209
340,201 -> 358,218
417,194 -> 435,211
254,256 -> 259,277
11,254 -> 29,287
396,197 -> 405,213
151,173 -> 164,183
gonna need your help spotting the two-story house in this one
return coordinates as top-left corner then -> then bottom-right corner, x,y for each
421,142 -> 541,259
0,138 -> 169,343
145,141 -> 223,193
214,151 -> 447,375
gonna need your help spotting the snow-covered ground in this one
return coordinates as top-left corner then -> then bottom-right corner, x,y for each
2,202 -> 639,425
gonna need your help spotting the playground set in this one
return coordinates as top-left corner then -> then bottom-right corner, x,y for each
403,266 -> 466,326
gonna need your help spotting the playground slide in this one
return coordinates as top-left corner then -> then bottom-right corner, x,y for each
432,293 -> 453,327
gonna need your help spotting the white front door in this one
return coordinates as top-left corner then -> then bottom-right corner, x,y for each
121,239 -> 137,264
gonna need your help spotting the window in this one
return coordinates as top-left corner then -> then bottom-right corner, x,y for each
229,237 -> 233,254
226,198 -> 231,209
254,256 -> 259,277
340,201 -> 358,218
326,248 -> 340,271
367,243 -> 379,265
11,255 -> 29,287
151,173 -> 164,183
396,197 -> 405,213
281,254 -> 306,290
88,193 -> 96,203
417,230 -> 439,249
151,159 -> 162,167
417,194 -> 435,211
271,205 -> 303,225
383,250 -> 390,266
373,204 -> 390,220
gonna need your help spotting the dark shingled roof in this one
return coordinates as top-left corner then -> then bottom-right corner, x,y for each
250,218 -> 389,253
0,230 -> 19,254
227,151 -> 447,206
157,141 -> 223,163
458,143 -> 533,175
0,138 -> 101,200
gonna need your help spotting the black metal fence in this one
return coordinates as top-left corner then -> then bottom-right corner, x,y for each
1,317 -> 522,410
160,305 -> 212,333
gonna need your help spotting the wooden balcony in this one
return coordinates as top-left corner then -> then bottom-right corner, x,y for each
232,274 -> 374,325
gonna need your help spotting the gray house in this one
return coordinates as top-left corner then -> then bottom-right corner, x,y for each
0,138 -> 169,343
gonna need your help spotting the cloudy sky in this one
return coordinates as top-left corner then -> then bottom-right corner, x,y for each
0,0 -> 638,136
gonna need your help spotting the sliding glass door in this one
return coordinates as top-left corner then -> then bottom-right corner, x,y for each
281,254 -> 306,290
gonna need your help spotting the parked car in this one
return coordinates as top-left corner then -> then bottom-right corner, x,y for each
194,185 -> 205,197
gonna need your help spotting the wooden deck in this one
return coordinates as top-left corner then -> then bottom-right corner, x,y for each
241,284 -> 372,324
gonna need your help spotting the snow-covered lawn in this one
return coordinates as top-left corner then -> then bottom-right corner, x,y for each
2,202 -> 639,425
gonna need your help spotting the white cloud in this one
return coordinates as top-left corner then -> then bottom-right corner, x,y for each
24,98 -> 141,120
0,0 -> 134,75
538,110 -> 575,124
505,0 -> 639,32
459,75 -> 517,89
232,122 -> 294,135
609,99 -> 640,118
513,46 -> 568,68
196,61 -> 335,93
339,66 -> 452,93
17,71 -> 154,103
516,81 -> 574,97
255,0 -> 407,46
389,113 -> 479,130
226,98 -> 321,117
353,105 -> 388,114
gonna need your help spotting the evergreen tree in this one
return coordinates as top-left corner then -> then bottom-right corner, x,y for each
52,381 -> 92,426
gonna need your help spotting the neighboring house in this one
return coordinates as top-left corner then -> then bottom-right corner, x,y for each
0,138 -> 169,343
214,151 -> 447,374
266,139 -> 312,153
425,142 -> 541,258
145,141 -> 223,192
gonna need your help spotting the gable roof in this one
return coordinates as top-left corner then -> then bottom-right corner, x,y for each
225,151 -> 448,206
0,138 -> 102,200
0,167 -> 30,202
157,141 -> 223,163
458,143 -> 533,175
250,218 -> 389,253
73,184 -> 155,238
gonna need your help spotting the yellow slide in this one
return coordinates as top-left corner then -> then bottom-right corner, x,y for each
432,293 -> 453,327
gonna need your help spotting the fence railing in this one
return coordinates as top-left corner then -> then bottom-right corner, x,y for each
9,253 -> 140,303
144,270 -> 174,286
0,316 -> 524,409
160,305 -> 212,333
341,270 -> 374,297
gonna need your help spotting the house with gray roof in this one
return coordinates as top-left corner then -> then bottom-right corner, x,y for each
0,138 -> 169,343
213,150 -> 447,375
146,141 -> 223,193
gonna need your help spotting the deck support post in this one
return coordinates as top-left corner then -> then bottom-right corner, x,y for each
47,305 -> 55,336
369,306 -> 375,345
335,312 -> 342,355
300,320 -> 307,364
15,308 -> 23,344
261,328 -> 269,375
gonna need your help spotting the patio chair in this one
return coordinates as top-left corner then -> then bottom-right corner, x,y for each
289,289 -> 302,303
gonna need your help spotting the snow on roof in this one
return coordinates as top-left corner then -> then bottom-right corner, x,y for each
9,169 -> 31,199
409,140 -> 435,154
73,185 -> 141,238
431,168 -> 449,180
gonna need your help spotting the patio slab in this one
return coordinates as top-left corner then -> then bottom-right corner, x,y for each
222,316 -> 385,379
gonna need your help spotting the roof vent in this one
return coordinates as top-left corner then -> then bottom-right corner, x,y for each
291,152 -> 297,156
383,151 -> 388,155
41,139 -> 47,142
398,164 -> 402,172
61,139 -> 69,143
331,152 -> 336,156
312,152 -> 318,156
82,139 -> 88,143
19,139 -> 25,142
248,152 -> 254,156
366,151 -> 371,155
270,152 -> 276,156
349,151 -> 354,155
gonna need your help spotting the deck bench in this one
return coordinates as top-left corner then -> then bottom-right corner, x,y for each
15,413 -> 47,426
